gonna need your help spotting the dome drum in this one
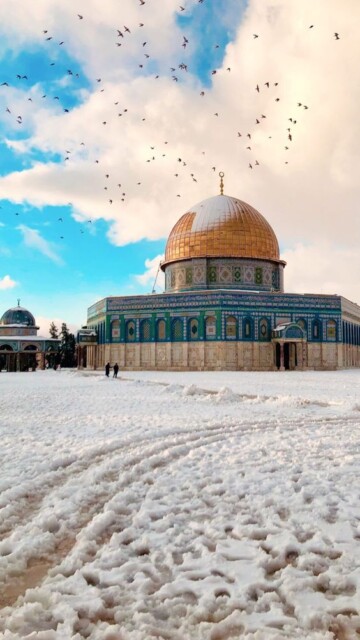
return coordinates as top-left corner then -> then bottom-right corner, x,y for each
164,257 -> 285,293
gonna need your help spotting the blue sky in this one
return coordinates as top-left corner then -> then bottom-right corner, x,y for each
0,0 -> 359,334
0,0 -> 246,333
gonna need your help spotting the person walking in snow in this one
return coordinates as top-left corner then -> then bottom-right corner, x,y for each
113,363 -> 119,378
105,362 -> 110,377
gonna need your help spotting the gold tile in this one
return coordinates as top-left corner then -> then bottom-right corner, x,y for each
164,198 -> 279,265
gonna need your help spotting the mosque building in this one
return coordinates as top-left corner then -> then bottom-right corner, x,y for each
0,301 -> 60,372
78,175 -> 360,371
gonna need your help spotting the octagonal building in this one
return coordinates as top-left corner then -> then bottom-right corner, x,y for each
79,180 -> 360,371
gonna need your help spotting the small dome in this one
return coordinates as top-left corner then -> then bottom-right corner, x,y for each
1,306 -> 36,327
163,194 -> 280,266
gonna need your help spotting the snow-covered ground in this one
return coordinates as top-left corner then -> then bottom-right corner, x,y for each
0,369 -> 360,640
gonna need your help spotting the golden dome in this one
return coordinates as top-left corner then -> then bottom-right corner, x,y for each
163,194 -> 280,266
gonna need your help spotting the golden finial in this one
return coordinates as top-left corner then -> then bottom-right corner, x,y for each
219,171 -> 224,195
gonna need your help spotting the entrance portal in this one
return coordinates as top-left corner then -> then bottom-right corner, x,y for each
274,342 -> 299,370
284,342 -> 297,370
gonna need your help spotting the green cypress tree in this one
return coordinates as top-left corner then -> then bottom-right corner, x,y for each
60,323 -> 76,367
49,321 -> 59,339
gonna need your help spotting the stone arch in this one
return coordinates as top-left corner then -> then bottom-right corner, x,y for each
188,318 -> 199,341
156,319 -> 166,341
243,317 -> 253,340
140,319 -> 151,342
171,318 -> 183,342
205,316 -> 216,340
225,315 -> 237,339
125,320 -> 136,342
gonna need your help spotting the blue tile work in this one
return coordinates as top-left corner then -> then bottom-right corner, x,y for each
87,289 -> 350,344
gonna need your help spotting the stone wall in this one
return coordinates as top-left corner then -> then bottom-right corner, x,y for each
89,341 -> 266,371
81,340 -> 360,372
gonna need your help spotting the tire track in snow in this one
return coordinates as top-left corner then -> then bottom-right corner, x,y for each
1,409 -> 358,614
0,408 -> 282,542
0,418 -> 272,608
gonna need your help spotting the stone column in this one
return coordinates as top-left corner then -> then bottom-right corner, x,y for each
279,342 -> 285,371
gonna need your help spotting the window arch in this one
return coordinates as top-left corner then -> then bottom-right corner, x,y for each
327,320 -> 337,341
24,345 -> 38,351
205,316 -> 216,340
188,318 -> 199,340
297,318 -> 307,334
156,319 -> 166,341
172,318 -> 183,341
259,318 -> 269,341
126,320 -> 136,342
225,316 -> 237,340
243,317 -> 253,340
140,319 -> 151,342
312,319 -> 322,341
111,319 -> 120,342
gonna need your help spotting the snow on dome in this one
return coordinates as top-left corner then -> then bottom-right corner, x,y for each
163,193 -> 280,266
1,305 -> 36,327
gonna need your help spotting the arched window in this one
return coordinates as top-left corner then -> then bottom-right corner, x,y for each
156,319 -> 166,341
188,318 -> 199,340
297,319 -> 307,334
225,316 -> 237,339
205,316 -> 216,340
327,320 -> 337,341
259,318 -> 269,341
0,345 -> 13,351
243,318 -> 252,340
312,319 -> 321,341
140,319 -> 151,342
172,318 -> 183,341
126,320 -> 136,342
24,345 -> 38,351
111,319 -> 120,342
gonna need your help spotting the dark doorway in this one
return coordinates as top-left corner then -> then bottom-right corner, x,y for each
284,342 -> 297,370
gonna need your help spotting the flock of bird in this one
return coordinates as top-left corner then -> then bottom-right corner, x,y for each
0,0 -> 342,240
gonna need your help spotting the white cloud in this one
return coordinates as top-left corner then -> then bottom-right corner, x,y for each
0,275 -> 18,290
135,254 -> 165,291
283,242 -> 360,303
17,224 -> 64,265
